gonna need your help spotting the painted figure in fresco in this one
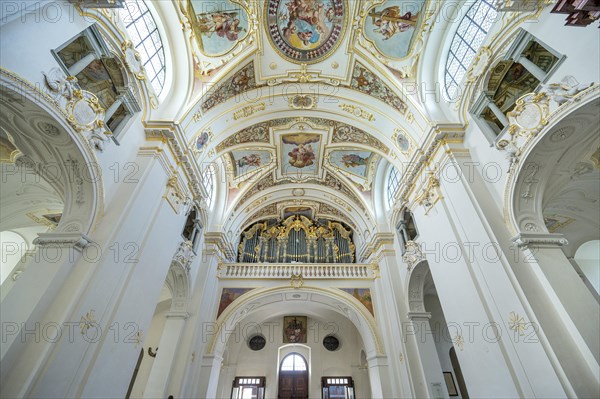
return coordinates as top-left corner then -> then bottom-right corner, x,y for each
237,153 -> 262,168
341,154 -> 368,168
280,0 -> 333,48
288,143 -> 316,168
396,133 -> 410,152
195,131 -> 209,151
197,11 -> 245,42
372,7 -> 418,40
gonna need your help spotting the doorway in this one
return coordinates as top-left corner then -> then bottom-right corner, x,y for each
278,353 -> 308,399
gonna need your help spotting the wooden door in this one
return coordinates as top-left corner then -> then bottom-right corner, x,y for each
278,371 -> 308,399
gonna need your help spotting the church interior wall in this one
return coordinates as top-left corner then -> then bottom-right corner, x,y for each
216,314 -> 370,399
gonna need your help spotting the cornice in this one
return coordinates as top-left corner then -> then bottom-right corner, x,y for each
512,232 -> 568,249
33,232 -> 93,252
203,232 -> 236,262
144,122 -> 206,202
358,232 -> 395,263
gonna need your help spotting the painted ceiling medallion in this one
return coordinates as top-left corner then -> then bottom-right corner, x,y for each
266,0 -> 346,64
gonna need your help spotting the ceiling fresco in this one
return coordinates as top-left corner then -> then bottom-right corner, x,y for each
214,116 -> 389,157
230,149 -> 273,179
174,0 -> 440,229
266,0 -> 346,63
188,0 -> 250,56
363,0 -> 427,60
195,61 -> 407,119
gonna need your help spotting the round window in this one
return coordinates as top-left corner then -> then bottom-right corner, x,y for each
248,335 -> 266,351
323,335 -> 340,351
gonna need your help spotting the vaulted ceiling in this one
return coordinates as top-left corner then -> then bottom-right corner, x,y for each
169,0 -> 443,241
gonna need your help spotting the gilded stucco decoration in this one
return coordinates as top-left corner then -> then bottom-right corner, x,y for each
350,63 -> 407,114
402,240 -> 424,271
466,46 -> 493,82
121,40 -> 146,81
338,104 -> 375,121
215,117 -> 389,156
233,102 -> 266,120
391,127 -> 414,156
200,62 -> 261,113
235,171 -> 365,211
216,117 -> 295,153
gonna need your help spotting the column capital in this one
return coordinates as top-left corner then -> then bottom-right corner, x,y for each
166,311 -> 190,320
512,232 -> 568,249
407,311 -> 432,321
33,232 -> 93,252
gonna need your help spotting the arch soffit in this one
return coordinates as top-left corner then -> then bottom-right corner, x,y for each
209,286 -> 383,358
165,260 -> 191,313
0,72 -> 104,236
229,189 -> 372,240
406,260 -> 431,313
224,184 -> 373,237
507,91 -> 600,235
179,57 -> 428,149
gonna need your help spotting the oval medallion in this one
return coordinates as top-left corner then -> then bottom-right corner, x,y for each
266,0 -> 346,63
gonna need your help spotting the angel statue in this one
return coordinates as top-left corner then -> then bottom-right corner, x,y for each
542,75 -> 594,106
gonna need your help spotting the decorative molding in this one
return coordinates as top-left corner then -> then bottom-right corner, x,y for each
200,62 -> 262,114
338,104 -> 375,121
79,310 -> 97,336
402,241 -> 424,271
290,274 -> 304,289
508,311 -> 526,336
267,64 -> 341,86
233,103 -> 266,120
145,126 -> 204,201
542,75 -> 595,107
453,334 -> 464,351
121,40 -> 145,80
358,232 -> 394,262
33,232 -> 93,252
204,232 -> 236,262
172,240 -> 196,273
415,174 -> 442,214
289,94 -> 317,110
164,175 -> 189,214
512,232 -> 569,249
43,67 -> 110,151
349,63 -> 407,114
466,46 -> 492,82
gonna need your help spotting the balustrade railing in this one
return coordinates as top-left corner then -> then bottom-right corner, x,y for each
217,263 -> 377,280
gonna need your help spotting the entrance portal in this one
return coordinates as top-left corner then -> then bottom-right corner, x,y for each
278,353 -> 308,399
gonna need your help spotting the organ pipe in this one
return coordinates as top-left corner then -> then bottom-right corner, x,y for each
237,215 -> 355,263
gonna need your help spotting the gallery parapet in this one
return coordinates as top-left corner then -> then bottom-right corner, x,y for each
217,263 -> 378,280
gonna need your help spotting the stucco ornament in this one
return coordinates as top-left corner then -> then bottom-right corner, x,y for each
541,75 -> 594,106
466,46 -> 492,81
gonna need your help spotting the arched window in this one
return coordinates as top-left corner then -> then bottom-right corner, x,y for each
387,166 -> 401,208
280,353 -> 307,371
202,164 -> 215,210
119,1 -> 166,94
444,0 -> 498,100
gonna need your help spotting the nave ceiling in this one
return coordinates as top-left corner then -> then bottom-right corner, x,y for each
168,0 -> 443,238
